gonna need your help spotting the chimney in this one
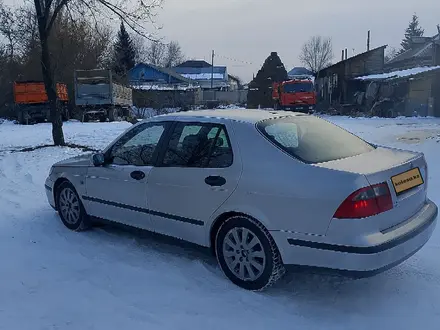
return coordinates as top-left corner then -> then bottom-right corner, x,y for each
345,48 -> 348,60
341,50 -> 344,61
367,30 -> 371,51
271,52 -> 278,57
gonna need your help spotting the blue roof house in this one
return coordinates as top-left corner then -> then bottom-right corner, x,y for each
129,63 -> 195,90
288,67 -> 314,78
172,60 -> 229,90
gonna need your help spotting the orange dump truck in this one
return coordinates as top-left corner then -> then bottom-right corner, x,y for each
272,76 -> 316,113
13,81 -> 69,124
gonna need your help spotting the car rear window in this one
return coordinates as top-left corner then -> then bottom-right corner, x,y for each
257,116 -> 375,164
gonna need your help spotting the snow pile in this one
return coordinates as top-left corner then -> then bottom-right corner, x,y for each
0,117 -> 440,329
0,121 -> 131,152
356,65 -> 440,81
131,107 -> 180,119
0,118 -> 16,125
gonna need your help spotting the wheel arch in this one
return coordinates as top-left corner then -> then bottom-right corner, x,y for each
211,210 -> 286,290
209,211 -> 275,256
52,177 -> 71,209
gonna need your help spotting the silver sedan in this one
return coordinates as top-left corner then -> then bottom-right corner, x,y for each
45,110 -> 438,290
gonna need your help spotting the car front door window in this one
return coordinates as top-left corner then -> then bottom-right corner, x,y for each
110,123 -> 165,166
84,122 -> 167,229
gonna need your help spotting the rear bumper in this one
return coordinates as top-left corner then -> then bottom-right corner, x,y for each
271,200 -> 438,276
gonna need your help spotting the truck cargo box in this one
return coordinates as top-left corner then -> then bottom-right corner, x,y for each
74,69 -> 132,107
14,82 -> 68,104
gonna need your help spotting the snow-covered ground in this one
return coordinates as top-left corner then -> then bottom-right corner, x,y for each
0,115 -> 440,329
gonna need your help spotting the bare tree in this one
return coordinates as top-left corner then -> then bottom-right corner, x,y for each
163,41 -> 184,68
30,0 -> 163,146
299,36 -> 333,75
145,41 -> 166,66
0,2 -> 18,60
385,46 -> 399,63
136,39 -> 184,67
132,34 -> 148,63
0,3 -> 34,117
0,3 -> 112,119
50,14 -> 112,97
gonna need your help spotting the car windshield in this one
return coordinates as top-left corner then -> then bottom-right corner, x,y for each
283,82 -> 313,93
257,116 -> 375,164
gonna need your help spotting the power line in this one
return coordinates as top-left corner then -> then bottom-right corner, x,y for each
187,51 -> 254,66
215,53 -> 253,65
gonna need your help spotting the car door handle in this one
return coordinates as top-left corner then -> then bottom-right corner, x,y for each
205,176 -> 226,187
130,171 -> 145,181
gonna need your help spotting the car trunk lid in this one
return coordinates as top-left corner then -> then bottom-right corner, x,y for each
315,147 -> 428,230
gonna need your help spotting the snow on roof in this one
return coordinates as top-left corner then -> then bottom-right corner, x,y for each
355,66 -> 440,81
181,73 -> 225,80
131,84 -> 199,91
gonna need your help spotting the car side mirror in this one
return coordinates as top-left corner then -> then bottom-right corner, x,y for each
92,153 -> 106,167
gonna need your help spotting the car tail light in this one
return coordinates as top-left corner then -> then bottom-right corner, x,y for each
333,183 -> 393,219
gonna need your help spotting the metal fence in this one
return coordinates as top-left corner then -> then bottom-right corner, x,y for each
132,89 -> 248,110
202,90 -> 248,104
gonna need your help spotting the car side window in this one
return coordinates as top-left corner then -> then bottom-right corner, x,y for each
207,128 -> 233,168
162,122 -> 233,168
109,123 -> 165,166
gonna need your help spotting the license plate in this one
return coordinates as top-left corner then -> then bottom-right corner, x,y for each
391,167 -> 424,195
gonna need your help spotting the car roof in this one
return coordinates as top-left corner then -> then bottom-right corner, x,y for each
149,109 -> 306,124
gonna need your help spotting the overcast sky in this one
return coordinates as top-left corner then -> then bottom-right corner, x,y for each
6,0 -> 438,82
156,0 -> 439,82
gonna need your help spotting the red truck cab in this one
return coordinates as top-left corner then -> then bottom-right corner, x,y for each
272,77 -> 316,113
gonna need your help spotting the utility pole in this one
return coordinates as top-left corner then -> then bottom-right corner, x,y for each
211,50 -> 215,89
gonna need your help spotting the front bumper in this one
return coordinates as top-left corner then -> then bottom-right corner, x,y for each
271,200 -> 438,277
45,177 -> 56,210
284,105 -> 314,113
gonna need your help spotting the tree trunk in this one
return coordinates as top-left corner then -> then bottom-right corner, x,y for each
34,5 -> 65,146
41,36 -> 65,145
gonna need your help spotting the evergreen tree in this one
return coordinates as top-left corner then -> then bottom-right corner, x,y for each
400,14 -> 424,53
247,52 -> 288,108
112,22 -> 137,79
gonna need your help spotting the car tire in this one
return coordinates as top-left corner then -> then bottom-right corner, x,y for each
215,215 -> 285,291
56,181 -> 91,232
